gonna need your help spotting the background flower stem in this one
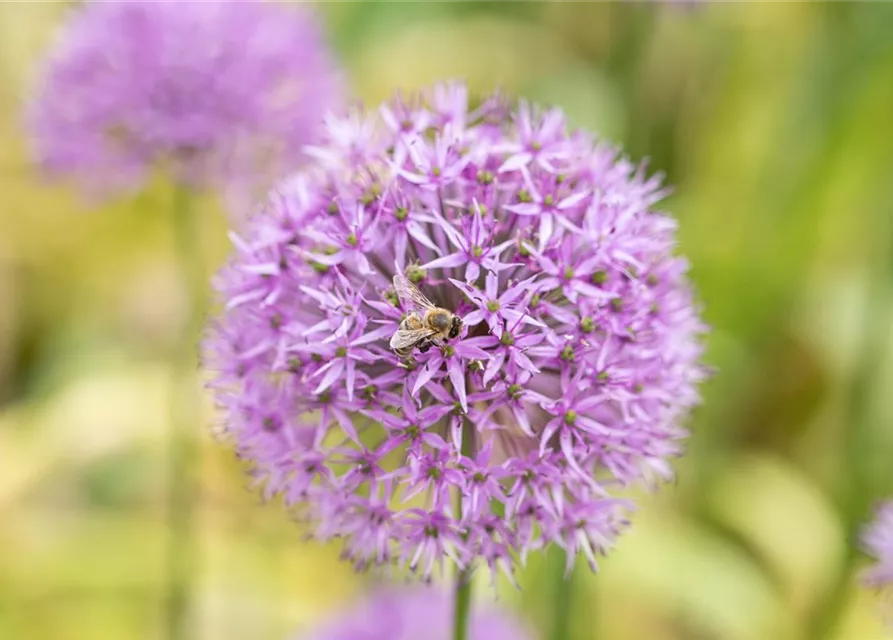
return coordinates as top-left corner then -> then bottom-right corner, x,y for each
453,570 -> 472,640
810,195 -> 893,638
550,552 -> 576,640
166,184 -> 203,640
453,416 -> 476,640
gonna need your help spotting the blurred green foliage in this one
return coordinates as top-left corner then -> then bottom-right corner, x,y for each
2,2 -> 893,639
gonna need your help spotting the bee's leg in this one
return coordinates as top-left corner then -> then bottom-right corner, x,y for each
418,340 -> 432,353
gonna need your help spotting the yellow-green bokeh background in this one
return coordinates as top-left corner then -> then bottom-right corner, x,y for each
3,2 -> 893,639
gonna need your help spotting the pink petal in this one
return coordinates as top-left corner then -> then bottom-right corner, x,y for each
313,360 -> 344,395
412,362 -> 439,396
421,252 -> 466,270
483,351 -> 506,386
449,364 -> 468,413
499,152 -> 533,173
407,221 -> 440,251
558,190 -> 589,210
504,203 -> 541,216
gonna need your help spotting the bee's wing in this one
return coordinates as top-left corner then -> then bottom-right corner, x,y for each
393,273 -> 436,313
389,327 -> 437,350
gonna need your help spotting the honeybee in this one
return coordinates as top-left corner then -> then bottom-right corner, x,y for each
389,274 -> 463,358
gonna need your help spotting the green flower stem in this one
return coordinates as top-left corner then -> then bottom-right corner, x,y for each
453,417 -> 476,640
453,571 -> 473,640
550,553 -> 575,640
811,199 -> 893,638
166,184 -> 204,640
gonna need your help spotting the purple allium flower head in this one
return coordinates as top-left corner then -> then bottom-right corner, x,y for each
861,502 -> 893,590
26,0 -> 342,196
294,587 -> 534,640
205,83 -> 708,581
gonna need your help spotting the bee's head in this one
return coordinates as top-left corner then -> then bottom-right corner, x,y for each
448,315 -> 463,339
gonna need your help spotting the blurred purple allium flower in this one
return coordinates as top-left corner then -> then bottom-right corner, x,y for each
295,587 -> 534,640
26,0 -> 342,195
204,83 -> 708,581
862,502 -> 893,589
